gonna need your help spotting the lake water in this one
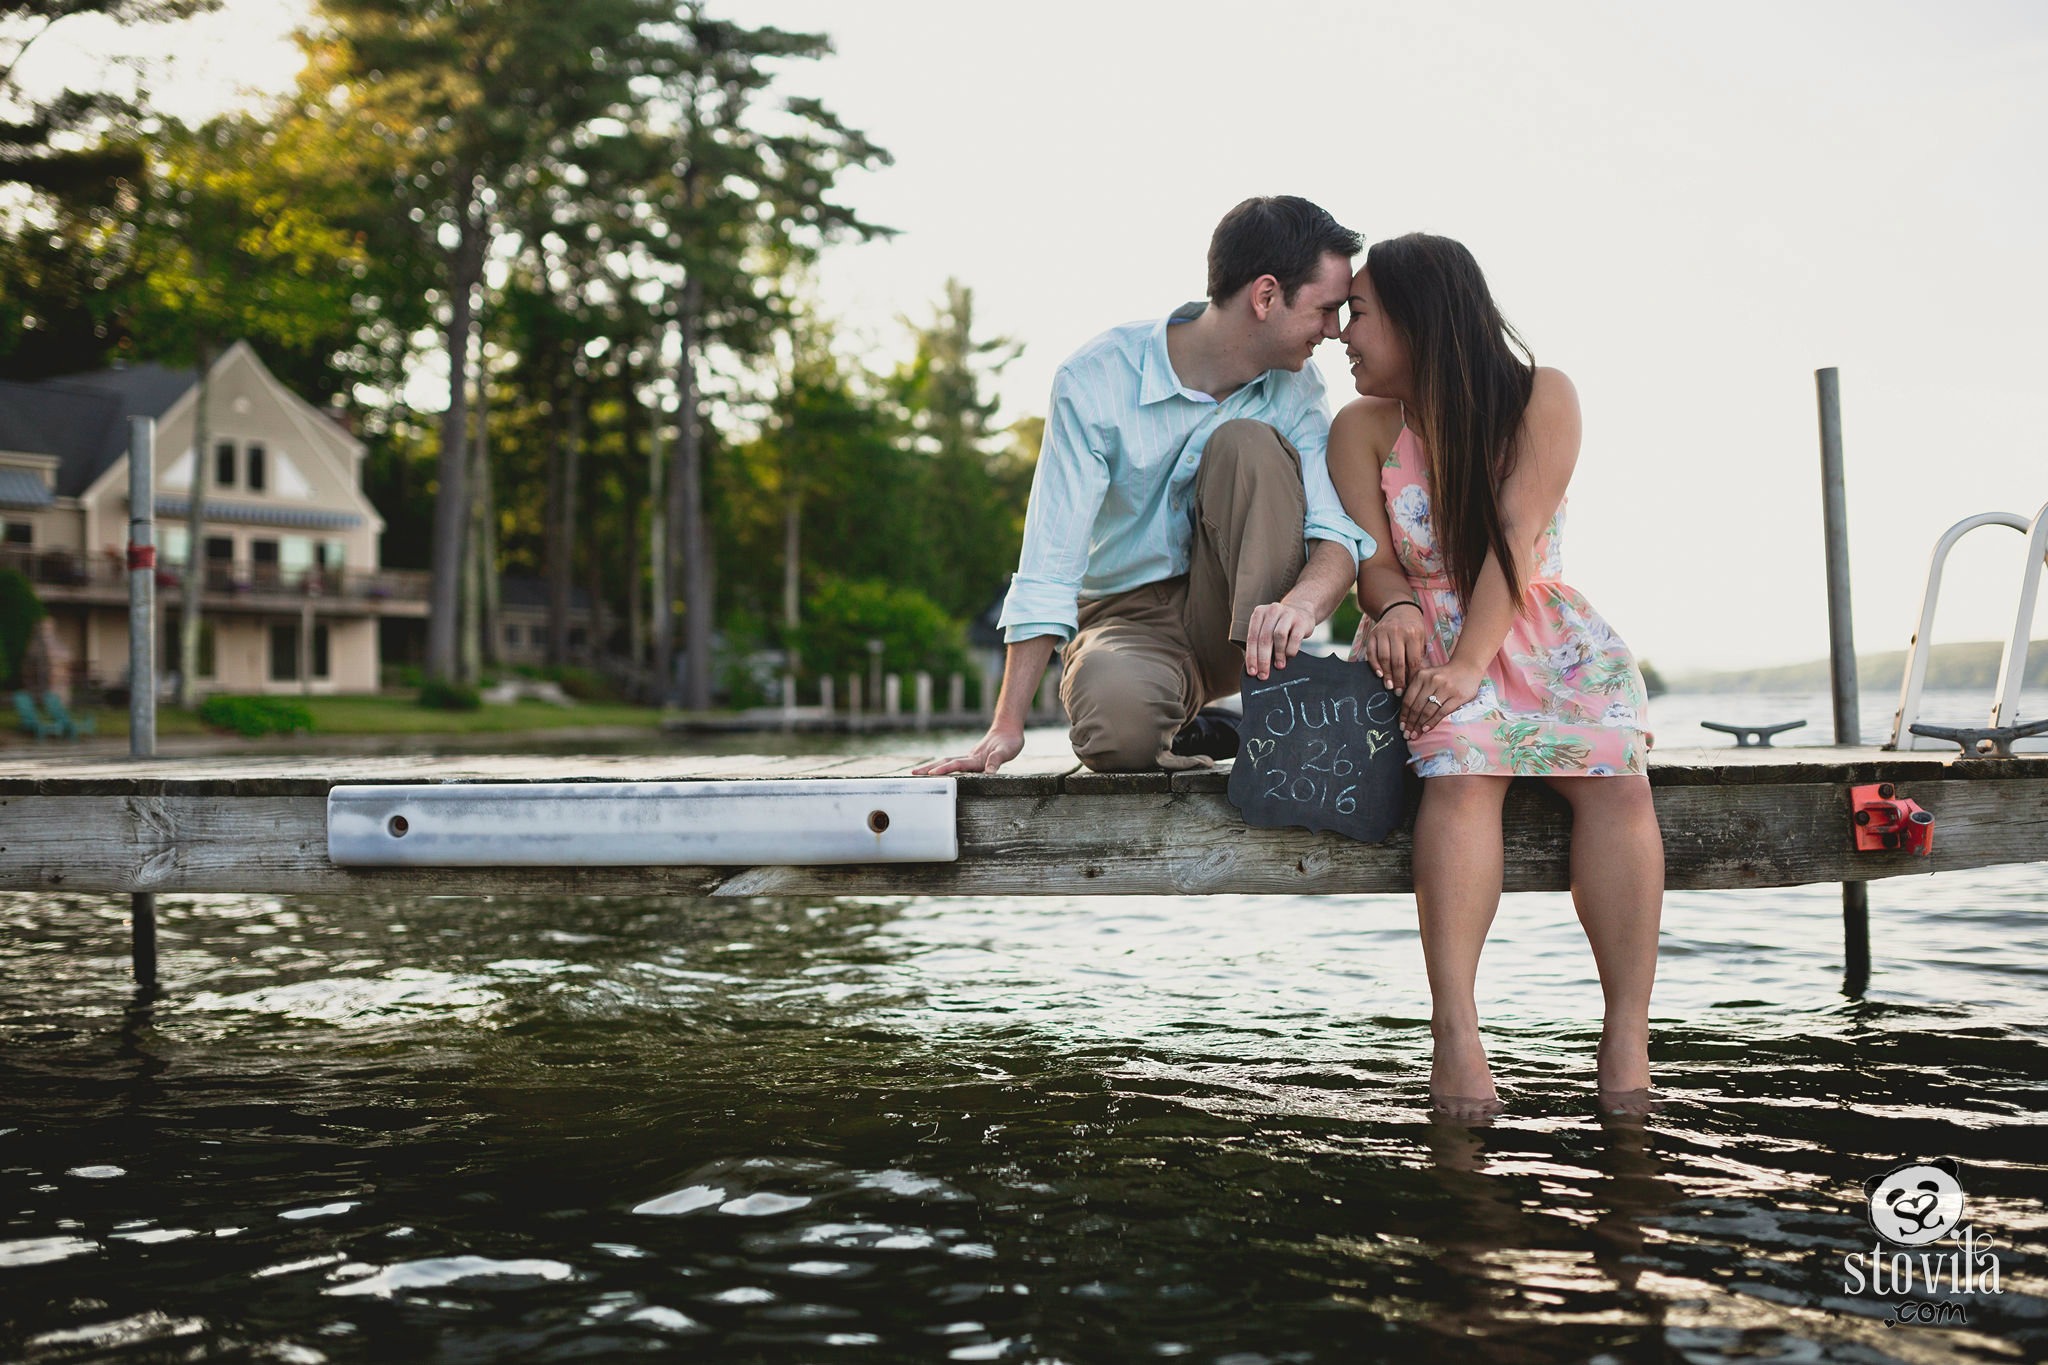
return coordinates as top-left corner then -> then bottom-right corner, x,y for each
2,689 -> 2043,1363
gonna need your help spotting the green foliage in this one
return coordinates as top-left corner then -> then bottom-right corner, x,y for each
418,679 -> 483,711
1638,659 -> 1667,698
795,576 -> 969,684
714,286 -> 1039,652
0,3 -> 222,200
511,664 -> 618,702
196,695 -> 314,737
0,569 -> 47,690
1330,595 -> 1365,649
887,279 -> 1032,619
713,607 -> 776,710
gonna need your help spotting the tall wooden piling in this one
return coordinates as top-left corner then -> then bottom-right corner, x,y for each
1817,367 -> 1869,992
126,416 -> 158,989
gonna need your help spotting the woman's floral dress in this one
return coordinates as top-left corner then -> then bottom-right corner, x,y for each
1382,426 -> 1651,778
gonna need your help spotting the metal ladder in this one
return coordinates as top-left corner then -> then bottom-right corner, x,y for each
1887,497 -> 2048,751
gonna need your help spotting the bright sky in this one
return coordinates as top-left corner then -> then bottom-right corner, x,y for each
18,0 -> 2048,673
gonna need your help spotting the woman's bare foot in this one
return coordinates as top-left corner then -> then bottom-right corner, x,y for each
1430,1021 -> 1497,1108
1596,1025 -> 1651,1093
1430,1091 -> 1505,1122
1595,1086 -> 1658,1120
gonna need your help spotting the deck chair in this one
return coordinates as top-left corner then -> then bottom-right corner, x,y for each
40,692 -> 95,739
12,690 -> 55,739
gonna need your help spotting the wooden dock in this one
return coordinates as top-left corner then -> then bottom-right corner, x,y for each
1,747 -> 2043,898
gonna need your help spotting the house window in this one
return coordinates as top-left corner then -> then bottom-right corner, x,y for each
270,623 -> 297,680
251,538 -> 280,590
504,623 -> 523,648
215,441 -> 237,488
204,536 -> 234,587
568,627 -> 588,651
270,622 -> 331,681
319,540 -> 345,570
2,520 -> 30,546
163,526 -> 188,564
246,443 -> 267,493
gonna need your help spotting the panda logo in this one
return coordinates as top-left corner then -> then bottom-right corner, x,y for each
1865,1158 -> 1965,1246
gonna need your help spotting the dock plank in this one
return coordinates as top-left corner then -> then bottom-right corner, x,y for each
0,748 -> 2041,897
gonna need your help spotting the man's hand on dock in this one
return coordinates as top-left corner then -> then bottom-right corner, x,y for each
913,724 -> 1026,776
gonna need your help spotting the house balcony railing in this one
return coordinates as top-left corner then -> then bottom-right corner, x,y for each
0,546 -> 432,608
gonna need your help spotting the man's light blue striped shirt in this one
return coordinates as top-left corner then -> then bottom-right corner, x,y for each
998,302 -> 1375,644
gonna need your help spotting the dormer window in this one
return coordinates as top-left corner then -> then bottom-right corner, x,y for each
214,440 -> 236,488
247,443 -> 267,493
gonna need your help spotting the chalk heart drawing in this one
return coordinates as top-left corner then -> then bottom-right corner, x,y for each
1245,738 -> 1276,767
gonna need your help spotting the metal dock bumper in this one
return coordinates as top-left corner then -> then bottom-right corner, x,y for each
326,778 -> 959,867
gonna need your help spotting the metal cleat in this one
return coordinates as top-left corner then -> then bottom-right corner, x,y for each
1701,719 -> 1808,748
1907,718 -> 2048,759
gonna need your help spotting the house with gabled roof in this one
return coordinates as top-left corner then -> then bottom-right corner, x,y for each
0,341 -> 427,695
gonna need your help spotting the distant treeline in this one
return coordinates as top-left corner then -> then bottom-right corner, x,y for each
1671,640 -> 2048,694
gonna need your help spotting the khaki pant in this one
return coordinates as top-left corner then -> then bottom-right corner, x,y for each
1060,419 -> 1309,771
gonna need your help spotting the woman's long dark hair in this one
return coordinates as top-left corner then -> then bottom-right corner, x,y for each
1367,233 -> 1536,608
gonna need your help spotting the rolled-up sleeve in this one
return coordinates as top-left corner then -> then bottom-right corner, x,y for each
998,372 -> 1109,643
1284,381 -> 1376,565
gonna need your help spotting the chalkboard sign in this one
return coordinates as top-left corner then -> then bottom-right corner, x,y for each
1226,651 -> 1410,843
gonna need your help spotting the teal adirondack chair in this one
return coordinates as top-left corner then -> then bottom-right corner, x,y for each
12,691 -> 55,739
40,692 -> 95,739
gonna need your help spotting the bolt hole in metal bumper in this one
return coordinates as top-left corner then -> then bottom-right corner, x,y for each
327,779 -> 957,867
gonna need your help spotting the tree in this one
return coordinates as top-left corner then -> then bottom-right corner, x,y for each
891,279 -> 1028,619
298,0 -> 674,682
0,0 -> 219,194
715,305 -> 924,648
122,113 -> 367,705
0,0 -> 220,377
637,5 -> 892,706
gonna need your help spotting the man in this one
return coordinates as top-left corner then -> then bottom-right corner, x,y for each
916,196 -> 1374,776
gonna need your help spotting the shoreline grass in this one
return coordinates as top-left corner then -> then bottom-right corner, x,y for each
71,692 -> 665,738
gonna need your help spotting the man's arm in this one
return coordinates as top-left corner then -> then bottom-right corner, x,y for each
1243,539 -> 1354,680
911,635 -> 1058,776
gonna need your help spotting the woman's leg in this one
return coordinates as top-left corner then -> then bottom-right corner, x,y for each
1543,774 -> 1664,1092
1412,774 -> 1514,1100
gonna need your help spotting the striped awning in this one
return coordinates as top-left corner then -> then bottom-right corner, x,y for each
0,468 -> 54,509
154,497 -> 363,531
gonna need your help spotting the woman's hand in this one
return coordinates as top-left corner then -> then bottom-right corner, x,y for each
1400,659 -> 1484,740
1350,601 -> 1429,697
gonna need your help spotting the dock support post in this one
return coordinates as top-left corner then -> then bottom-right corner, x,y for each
127,416 -> 158,990
1817,367 -> 1870,993
914,671 -> 932,731
883,673 -> 902,718
947,671 -> 964,718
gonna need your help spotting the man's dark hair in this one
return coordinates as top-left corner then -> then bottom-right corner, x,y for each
1207,196 -> 1362,305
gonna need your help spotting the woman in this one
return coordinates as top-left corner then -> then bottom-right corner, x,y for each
1327,233 -> 1662,1113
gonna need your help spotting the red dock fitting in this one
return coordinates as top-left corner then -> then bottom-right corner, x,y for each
1852,782 -> 1934,856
